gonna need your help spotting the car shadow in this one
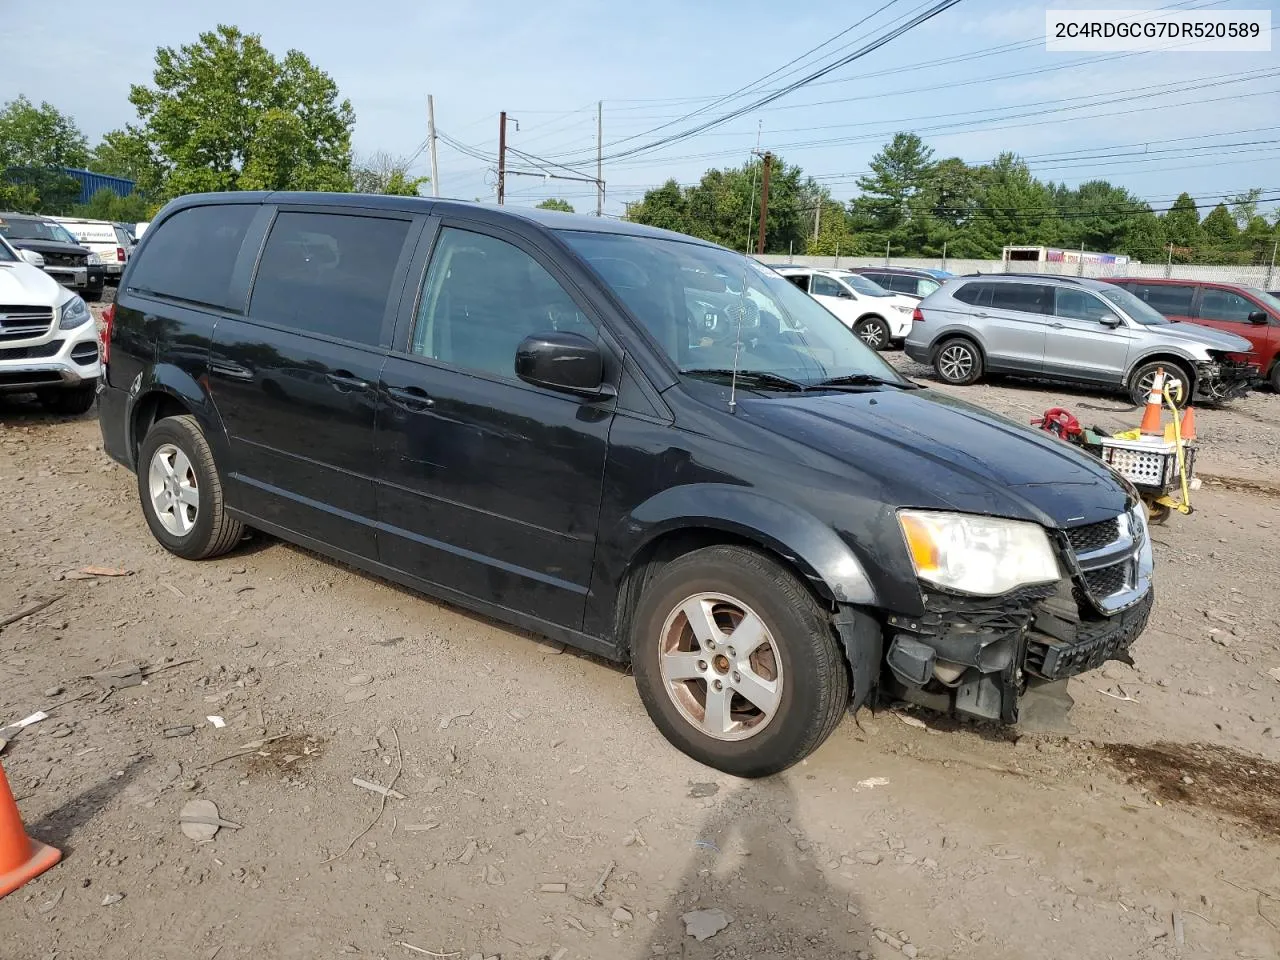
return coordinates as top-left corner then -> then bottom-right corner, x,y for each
636,776 -> 872,960
25,756 -> 148,855
0,393 -> 100,423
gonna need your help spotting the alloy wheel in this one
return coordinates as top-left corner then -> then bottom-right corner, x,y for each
859,322 -> 885,349
658,592 -> 784,742
148,444 -> 199,536
939,344 -> 974,381
1138,369 -> 1187,406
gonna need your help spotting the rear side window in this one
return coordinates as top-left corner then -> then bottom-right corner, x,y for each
784,273 -> 810,292
810,274 -> 844,297
1128,283 -> 1195,315
250,211 -> 410,346
990,283 -> 1052,315
128,205 -> 256,310
952,281 -> 993,306
1198,288 -> 1257,323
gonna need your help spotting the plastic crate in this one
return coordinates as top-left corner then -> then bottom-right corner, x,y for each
1098,436 -> 1194,490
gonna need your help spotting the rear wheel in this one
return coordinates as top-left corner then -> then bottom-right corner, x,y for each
630,545 -> 849,777
933,337 -> 984,385
1129,361 -> 1191,408
854,316 -> 890,351
137,414 -> 243,560
1269,361 -> 1280,393
37,381 -> 96,415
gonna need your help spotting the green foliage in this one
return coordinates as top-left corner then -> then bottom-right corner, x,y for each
807,200 -> 856,256
351,152 -> 428,197
627,157 -> 824,254
535,198 -> 575,213
73,187 -> 154,223
0,95 -> 91,213
1162,193 -> 1203,251
1201,203 -> 1239,246
113,24 -> 355,201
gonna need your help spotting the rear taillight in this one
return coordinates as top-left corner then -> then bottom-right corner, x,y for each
116,246 -> 126,262
912,307 -> 924,322
100,302 -> 115,366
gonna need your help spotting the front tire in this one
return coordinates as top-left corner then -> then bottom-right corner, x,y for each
630,545 -> 850,778
137,414 -> 244,560
933,337 -> 984,385
854,316 -> 890,351
1129,361 -> 1190,408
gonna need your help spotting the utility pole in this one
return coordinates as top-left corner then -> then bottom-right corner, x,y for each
885,239 -> 891,265
497,111 -> 507,205
1268,239 -> 1278,290
755,152 -> 772,255
427,94 -> 440,197
596,101 -> 604,217
941,240 -> 948,272
813,204 -> 821,242
1165,242 -> 1173,278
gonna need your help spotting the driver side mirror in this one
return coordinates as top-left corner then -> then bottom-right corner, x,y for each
1248,310 -> 1269,325
18,249 -> 45,268
1099,313 -> 1122,328
515,331 -> 614,398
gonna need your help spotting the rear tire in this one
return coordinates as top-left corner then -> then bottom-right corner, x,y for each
933,337 -> 984,385
854,316 -> 890,351
1129,360 -> 1191,408
1269,361 -> 1280,393
630,545 -> 850,778
38,381 -> 96,415
137,414 -> 244,560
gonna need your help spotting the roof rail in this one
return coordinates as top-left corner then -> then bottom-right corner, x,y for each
961,272 -> 1085,284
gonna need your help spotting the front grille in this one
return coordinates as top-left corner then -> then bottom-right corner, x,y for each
42,252 -> 87,268
1084,564 -> 1128,598
1026,588 -> 1153,680
0,339 -> 62,361
1065,518 -> 1120,553
0,305 -> 54,342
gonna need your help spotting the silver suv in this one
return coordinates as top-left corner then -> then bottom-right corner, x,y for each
905,274 -> 1257,405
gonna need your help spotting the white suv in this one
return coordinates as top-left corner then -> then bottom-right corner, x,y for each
774,266 -> 917,349
0,234 -> 100,414
51,217 -> 132,278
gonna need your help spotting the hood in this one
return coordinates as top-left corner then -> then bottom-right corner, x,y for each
1151,321 -> 1253,353
739,387 -> 1131,527
8,238 -> 90,257
0,261 -> 67,305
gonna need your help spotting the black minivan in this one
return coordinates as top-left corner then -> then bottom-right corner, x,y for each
99,193 -> 1154,776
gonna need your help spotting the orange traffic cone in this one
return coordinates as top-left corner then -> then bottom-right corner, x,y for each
1139,368 -> 1166,435
0,759 -> 61,898
1179,405 -> 1197,441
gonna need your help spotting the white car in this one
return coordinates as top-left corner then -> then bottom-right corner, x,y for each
0,234 -> 101,414
774,265 -> 917,350
50,216 -> 132,278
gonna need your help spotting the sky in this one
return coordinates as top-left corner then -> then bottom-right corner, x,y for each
3,0 -> 1279,220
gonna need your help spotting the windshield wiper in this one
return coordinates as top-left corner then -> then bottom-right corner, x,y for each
814,373 -> 920,390
681,368 -> 809,392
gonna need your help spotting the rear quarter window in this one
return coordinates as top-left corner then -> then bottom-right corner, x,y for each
991,283 -> 1053,315
951,281 -> 993,306
128,205 -> 258,311
1128,282 -> 1195,316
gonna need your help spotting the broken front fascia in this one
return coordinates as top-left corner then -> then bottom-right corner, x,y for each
882,578 -> 1153,724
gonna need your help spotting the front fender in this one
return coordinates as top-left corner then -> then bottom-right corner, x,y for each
1123,348 -> 1204,382
124,363 -> 230,470
628,483 -> 877,605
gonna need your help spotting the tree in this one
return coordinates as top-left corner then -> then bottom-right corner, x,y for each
851,132 -> 935,235
1162,192 -> 1203,252
1229,188 -> 1263,229
806,200 -> 857,256
626,179 -> 687,233
73,187 -> 154,223
351,151 -> 428,196
1201,203 -> 1239,248
88,129 -> 164,197
1054,180 -> 1150,254
108,24 -> 355,201
0,95 -> 90,213
535,198 -> 575,213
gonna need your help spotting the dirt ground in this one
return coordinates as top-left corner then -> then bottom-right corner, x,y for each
2,339 -> 1279,960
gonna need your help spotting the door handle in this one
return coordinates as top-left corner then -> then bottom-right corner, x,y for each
327,371 -> 370,391
386,385 -> 435,411
973,311 -> 989,318
1050,321 -> 1065,329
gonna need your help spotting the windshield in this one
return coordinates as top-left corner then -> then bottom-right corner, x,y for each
561,231 -> 905,388
0,217 -> 63,242
1098,284 -> 1169,326
835,272 -> 892,297
49,223 -> 79,244
1244,287 -> 1280,315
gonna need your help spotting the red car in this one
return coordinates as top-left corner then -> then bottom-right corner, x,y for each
1104,277 -> 1280,391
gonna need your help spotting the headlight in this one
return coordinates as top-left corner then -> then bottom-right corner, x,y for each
58,296 -> 90,330
898,510 -> 1061,596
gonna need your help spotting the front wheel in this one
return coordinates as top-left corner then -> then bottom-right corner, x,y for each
137,414 -> 244,560
630,545 -> 850,777
854,316 -> 890,351
933,337 -> 984,385
1129,361 -> 1190,408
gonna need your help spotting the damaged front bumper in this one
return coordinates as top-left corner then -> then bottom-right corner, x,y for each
881,506 -> 1154,724
1196,357 -> 1259,402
